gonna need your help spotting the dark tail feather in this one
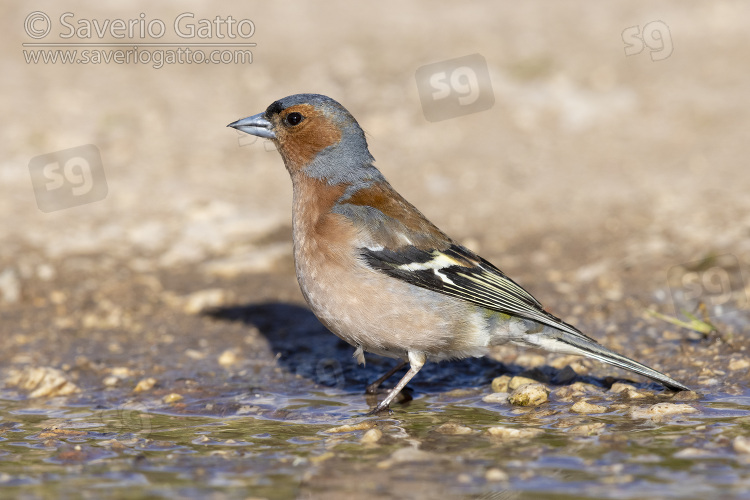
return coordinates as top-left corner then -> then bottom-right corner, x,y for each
556,332 -> 690,392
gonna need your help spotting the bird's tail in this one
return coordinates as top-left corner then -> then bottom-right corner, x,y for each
521,327 -> 690,392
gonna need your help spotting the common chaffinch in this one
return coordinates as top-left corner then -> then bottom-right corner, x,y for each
229,93 -> 689,414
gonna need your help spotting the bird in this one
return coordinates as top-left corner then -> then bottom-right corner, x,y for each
228,93 -> 689,414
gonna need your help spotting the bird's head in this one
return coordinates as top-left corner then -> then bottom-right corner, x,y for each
229,94 -> 379,185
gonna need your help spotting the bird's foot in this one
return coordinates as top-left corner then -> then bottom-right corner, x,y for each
364,403 -> 393,416
364,387 -> 413,414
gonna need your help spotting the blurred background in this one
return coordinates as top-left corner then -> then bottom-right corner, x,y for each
4,1 -> 748,289
1,1 -> 750,498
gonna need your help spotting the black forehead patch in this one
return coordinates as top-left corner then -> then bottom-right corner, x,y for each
265,100 -> 284,116
264,94 -> 344,119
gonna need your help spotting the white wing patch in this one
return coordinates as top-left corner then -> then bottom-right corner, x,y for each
394,252 -> 465,286
396,253 -> 463,286
395,253 -> 463,273
433,269 -> 456,285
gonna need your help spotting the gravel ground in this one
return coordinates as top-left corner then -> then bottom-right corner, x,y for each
2,1 -> 750,499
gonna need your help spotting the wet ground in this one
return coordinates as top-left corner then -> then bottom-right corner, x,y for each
1,252 -> 750,499
3,1 -> 750,499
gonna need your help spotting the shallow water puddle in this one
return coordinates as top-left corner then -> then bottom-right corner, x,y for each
2,387 -> 750,498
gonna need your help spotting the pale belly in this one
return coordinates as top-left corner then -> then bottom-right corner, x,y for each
293,242 -> 493,363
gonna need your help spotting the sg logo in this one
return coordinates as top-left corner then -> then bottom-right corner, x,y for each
622,21 -> 673,62
429,66 -> 483,107
29,144 -> 108,212
667,254 -> 747,319
415,53 -> 494,122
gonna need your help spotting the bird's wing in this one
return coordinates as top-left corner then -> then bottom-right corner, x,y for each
361,240 -> 694,392
338,184 -> 691,391
361,242 -> 587,339
333,179 -> 585,339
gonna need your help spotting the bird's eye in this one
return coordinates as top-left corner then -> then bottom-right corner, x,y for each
285,112 -> 304,126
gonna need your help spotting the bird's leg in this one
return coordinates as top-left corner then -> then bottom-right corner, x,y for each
366,360 -> 407,394
367,352 -> 425,414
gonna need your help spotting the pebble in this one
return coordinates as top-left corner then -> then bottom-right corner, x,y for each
360,428 -> 383,444
38,428 -> 87,439
514,353 -> 547,368
185,349 -> 206,360
609,382 -> 635,393
569,422 -> 607,435
728,358 -> 750,371
508,383 -> 549,406
571,400 -> 607,414
182,288 -> 233,314
508,376 -> 540,390
491,375 -> 511,393
104,367 -> 134,387
630,403 -> 698,419
485,468 -> 509,482
671,390 -> 701,401
325,421 -> 375,434
5,366 -> 79,398
554,382 -> 603,401
110,367 -> 135,378
435,422 -> 473,435
133,377 -> 157,392
609,382 -> 650,399
487,426 -> 543,439
163,393 -> 183,403
482,392 -> 509,403
698,378 -> 720,386
218,349 -> 240,367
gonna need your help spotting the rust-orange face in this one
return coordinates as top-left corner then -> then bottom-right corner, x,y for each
229,94 -> 377,184
230,99 -> 341,172
268,103 -> 343,171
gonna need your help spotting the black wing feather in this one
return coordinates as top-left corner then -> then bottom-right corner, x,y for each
361,243 -> 585,339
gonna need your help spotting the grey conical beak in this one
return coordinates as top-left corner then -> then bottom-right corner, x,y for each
227,112 -> 276,139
